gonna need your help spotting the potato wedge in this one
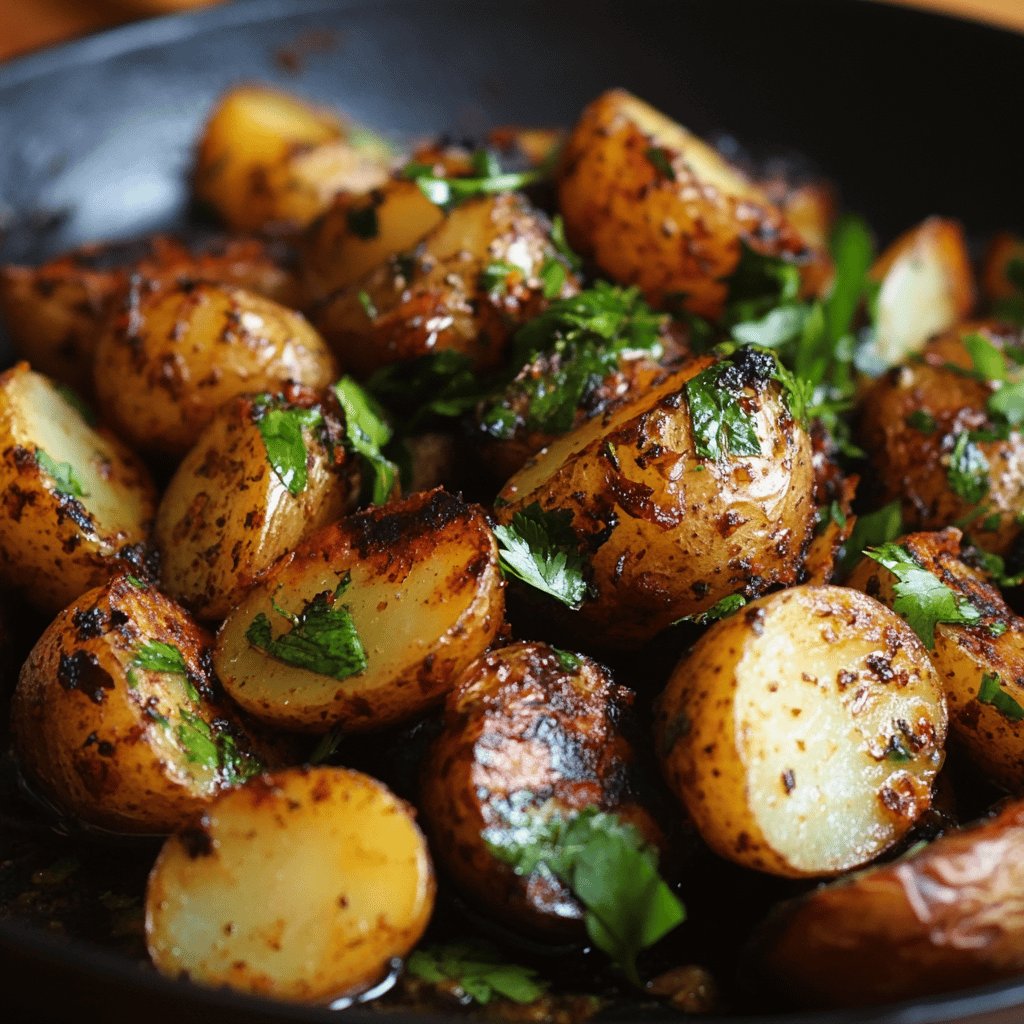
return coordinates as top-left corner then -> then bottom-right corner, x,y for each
155,388 -> 357,622
557,90 -> 820,318
214,489 -> 504,732
10,574 -> 267,834
754,799 -> 1024,1006
0,364 -> 157,613
421,640 -> 664,935
93,279 -> 338,456
655,584 -> 947,877
146,767 -> 434,1001
495,349 -> 816,647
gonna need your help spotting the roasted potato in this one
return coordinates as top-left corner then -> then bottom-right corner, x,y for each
0,363 -> 157,613
155,388 -> 357,622
754,799 -> 1024,1006
146,766 -> 434,1001
313,193 -> 578,377
982,232 -> 1024,311
557,89 -> 821,319
214,489 -> 504,732
421,640 -> 665,935
655,584 -> 947,877
194,85 -> 394,233
11,574 -> 267,834
495,349 -> 817,647
94,279 -> 338,456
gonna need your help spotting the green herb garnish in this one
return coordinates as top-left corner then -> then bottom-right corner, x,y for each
253,398 -> 323,497
334,376 -> 398,505
177,708 -> 262,783
35,448 -> 86,498
977,671 -> 1024,722
358,289 -> 377,320
128,640 -> 189,690
673,593 -> 747,626
407,943 -> 549,1005
644,146 -> 676,181
838,501 -> 903,576
947,431 -> 990,504
403,148 -> 549,210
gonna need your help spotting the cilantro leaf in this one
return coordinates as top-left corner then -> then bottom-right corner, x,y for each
35,448 -> 86,498
334,376 -> 398,505
947,431 -> 990,504
977,671 -> 1024,722
865,542 -> 983,647
406,943 -> 549,1005
674,594 -> 746,626
246,572 -> 367,680
494,503 -> 588,610
253,398 -> 323,497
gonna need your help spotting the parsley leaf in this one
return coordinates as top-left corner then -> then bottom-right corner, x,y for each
550,214 -> 582,271
673,593 -> 747,626
479,260 -> 519,295
838,500 -> 903,576
906,409 -> 937,433
966,543 -> 1024,589
977,671 -> 1024,722
128,640 -> 190,692
177,708 -> 262,784
402,148 -> 549,210
644,147 -> 676,181
685,353 -> 772,461
406,943 -> 549,1005
252,398 -> 323,497
493,503 -> 588,610
965,332 -> 1008,381
947,431 -> 990,504
334,376 -> 398,505
358,289 -> 377,320
246,572 -> 367,680
35,448 -> 86,498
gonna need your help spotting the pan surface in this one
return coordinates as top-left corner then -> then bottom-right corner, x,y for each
1,1 -> 1023,1022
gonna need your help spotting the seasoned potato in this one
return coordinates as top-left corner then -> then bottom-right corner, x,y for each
94,279 -> 338,456
10,575 -> 267,834
214,489 -> 504,732
982,232 -> 1024,309
858,322 -> 1024,554
557,90 -> 820,318
846,528 -> 1024,792
313,193 -> 578,377
0,364 -> 157,613
421,640 -> 664,935
146,767 -> 434,1001
495,349 -> 817,647
655,584 -> 947,877
194,85 -> 394,232
754,799 -> 1024,1006
155,388 -> 357,622
755,174 -> 837,255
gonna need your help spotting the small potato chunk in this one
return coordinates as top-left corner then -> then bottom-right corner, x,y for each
313,193 -> 578,377
155,389 -> 356,622
11,575 -> 266,834
495,349 -> 816,647
846,528 -> 1024,793
0,364 -> 157,613
94,279 -> 338,456
655,584 -> 947,878
982,232 -> 1024,310
754,799 -> 1024,1006
421,640 -> 663,935
146,767 -> 434,1002
214,489 -> 504,732
194,85 -> 393,232
557,90 -> 819,318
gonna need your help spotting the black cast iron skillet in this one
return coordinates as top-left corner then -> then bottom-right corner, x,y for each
1,1 -> 1023,1021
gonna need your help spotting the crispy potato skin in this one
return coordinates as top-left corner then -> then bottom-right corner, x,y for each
10,575 -> 265,834
313,193 -> 578,377
755,799 -> 1024,1006
155,390 -> 356,621
858,323 -> 1024,554
656,585 -> 947,877
495,354 -> 817,647
557,90 -> 820,319
94,280 -> 338,456
420,640 -> 663,935
146,767 -> 434,1001
846,528 -> 1024,792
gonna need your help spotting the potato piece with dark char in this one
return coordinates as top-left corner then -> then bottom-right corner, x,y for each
495,349 -> 817,647
214,489 -> 504,733
11,574 -> 268,834
753,799 -> 1024,1007
93,279 -> 338,457
655,584 -> 947,878
155,387 -> 358,622
420,640 -> 665,936
146,766 -> 434,1002
0,364 -> 157,613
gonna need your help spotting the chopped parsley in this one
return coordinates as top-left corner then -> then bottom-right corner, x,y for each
479,260 -> 519,295
127,640 -> 190,691
550,214 -> 582,270
906,410 -> 937,434
838,501 -> 903,576
35,448 -> 86,498
334,376 -> 398,505
366,351 -> 486,431
947,431 -> 990,504
406,943 -> 549,1005
673,593 -> 747,626
539,257 -> 567,299
553,647 -> 582,671
357,289 -> 377,320
177,709 -> 262,784
977,671 -> 1024,722
252,397 -> 323,497
685,354 -> 767,461
402,148 -> 549,210
345,202 -> 379,240
967,544 -> 1024,589
56,384 -> 97,426
644,146 -> 676,181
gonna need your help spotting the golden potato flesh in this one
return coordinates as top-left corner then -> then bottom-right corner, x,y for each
557,90 -> 819,318
755,799 -> 1024,1006
94,279 -> 338,456
0,364 -> 157,613
656,584 -> 947,878
495,350 -> 817,647
421,640 -> 664,936
146,767 -> 434,1002
214,489 -> 504,732
155,389 -> 356,622
11,575 -> 265,834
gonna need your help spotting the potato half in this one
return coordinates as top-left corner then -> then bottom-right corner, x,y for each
146,766 -> 434,1002
0,364 -> 157,613
655,584 -> 947,877
214,489 -> 504,732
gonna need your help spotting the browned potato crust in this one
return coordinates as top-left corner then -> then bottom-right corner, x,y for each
421,640 -> 664,935
755,799 -> 1024,1006
982,232 -> 1024,306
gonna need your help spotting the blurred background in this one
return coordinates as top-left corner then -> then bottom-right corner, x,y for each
0,0 -> 1022,62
